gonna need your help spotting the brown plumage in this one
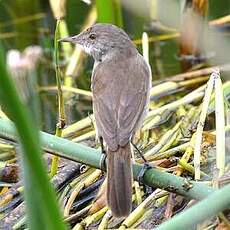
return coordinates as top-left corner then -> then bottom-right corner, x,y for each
60,24 -> 151,217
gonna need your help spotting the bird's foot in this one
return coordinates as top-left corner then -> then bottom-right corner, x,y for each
99,151 -> 107,171
137,162 -> 152,183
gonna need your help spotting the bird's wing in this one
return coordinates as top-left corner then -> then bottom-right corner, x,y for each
117,55 -> 151,146
92,54 -> 151,151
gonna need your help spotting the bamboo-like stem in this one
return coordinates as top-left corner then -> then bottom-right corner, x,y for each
145,142 -> 189,161
0,118 -> 216,201
194,73 -> 215,180
50,19 -> 66,177
214,69 -> 225,177
145,121 -> 182,156
149,77 -> 208,101
72,130 -> 96,142
73,206 -> 108,230
97,210 -> 112,230
178,159 -> 209,179
64,205 -> 92,222
176,133 -> 196,176
62,115 -> 94,138
156,183 -> 230,230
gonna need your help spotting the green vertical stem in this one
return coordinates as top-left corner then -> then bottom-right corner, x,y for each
50,128 -> 62,177
50,19 -> 66,177
96,0 -> 123,27
59,19 -> 72,60
112,0 -> 123,28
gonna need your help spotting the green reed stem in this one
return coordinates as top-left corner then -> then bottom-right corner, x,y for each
50,19 -> 66,177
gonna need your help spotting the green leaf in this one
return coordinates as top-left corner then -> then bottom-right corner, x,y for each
0,43 -> 66,229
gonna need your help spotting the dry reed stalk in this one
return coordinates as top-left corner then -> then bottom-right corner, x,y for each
194,71 -> 215,180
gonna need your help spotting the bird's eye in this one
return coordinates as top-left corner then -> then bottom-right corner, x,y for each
89,33 -> 96,40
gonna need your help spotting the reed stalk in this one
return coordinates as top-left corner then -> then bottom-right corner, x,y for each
194,73 -> 215,180
214,69 -> 226,177
50,19 -> 66,177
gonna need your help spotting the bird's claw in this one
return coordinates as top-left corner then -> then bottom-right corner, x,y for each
99,152 -> 107,171
137,162 -> 152,183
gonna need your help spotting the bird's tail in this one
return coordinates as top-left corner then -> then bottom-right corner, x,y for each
107,143 -> 132,217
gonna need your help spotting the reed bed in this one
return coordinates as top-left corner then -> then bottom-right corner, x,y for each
0,63 -> 229,228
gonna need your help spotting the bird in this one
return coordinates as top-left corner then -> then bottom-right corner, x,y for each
60,23 -> 151,217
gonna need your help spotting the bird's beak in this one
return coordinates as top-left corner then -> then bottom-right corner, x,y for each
58,34 -> 81,43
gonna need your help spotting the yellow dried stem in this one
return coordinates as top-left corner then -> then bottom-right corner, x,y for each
69,167 -> 95,188
83,169 -> 102,187
178,159 -> 208,178
72,130 -> 96,142
131,209 -> 154,228
145,121 -> 182,156
62,115 -> 94,137
142,113 -> 164,131
214,69 -> 225,177
194,72 -> 215,180
119,190 -> 168,229
150,82 -> 178,98
145,142 -> 189,162
98,210 -> 112,230
64,169 -> 101,217
73,207 -> 108,230
178,76 -> 209,87
64,183 -> 84,217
